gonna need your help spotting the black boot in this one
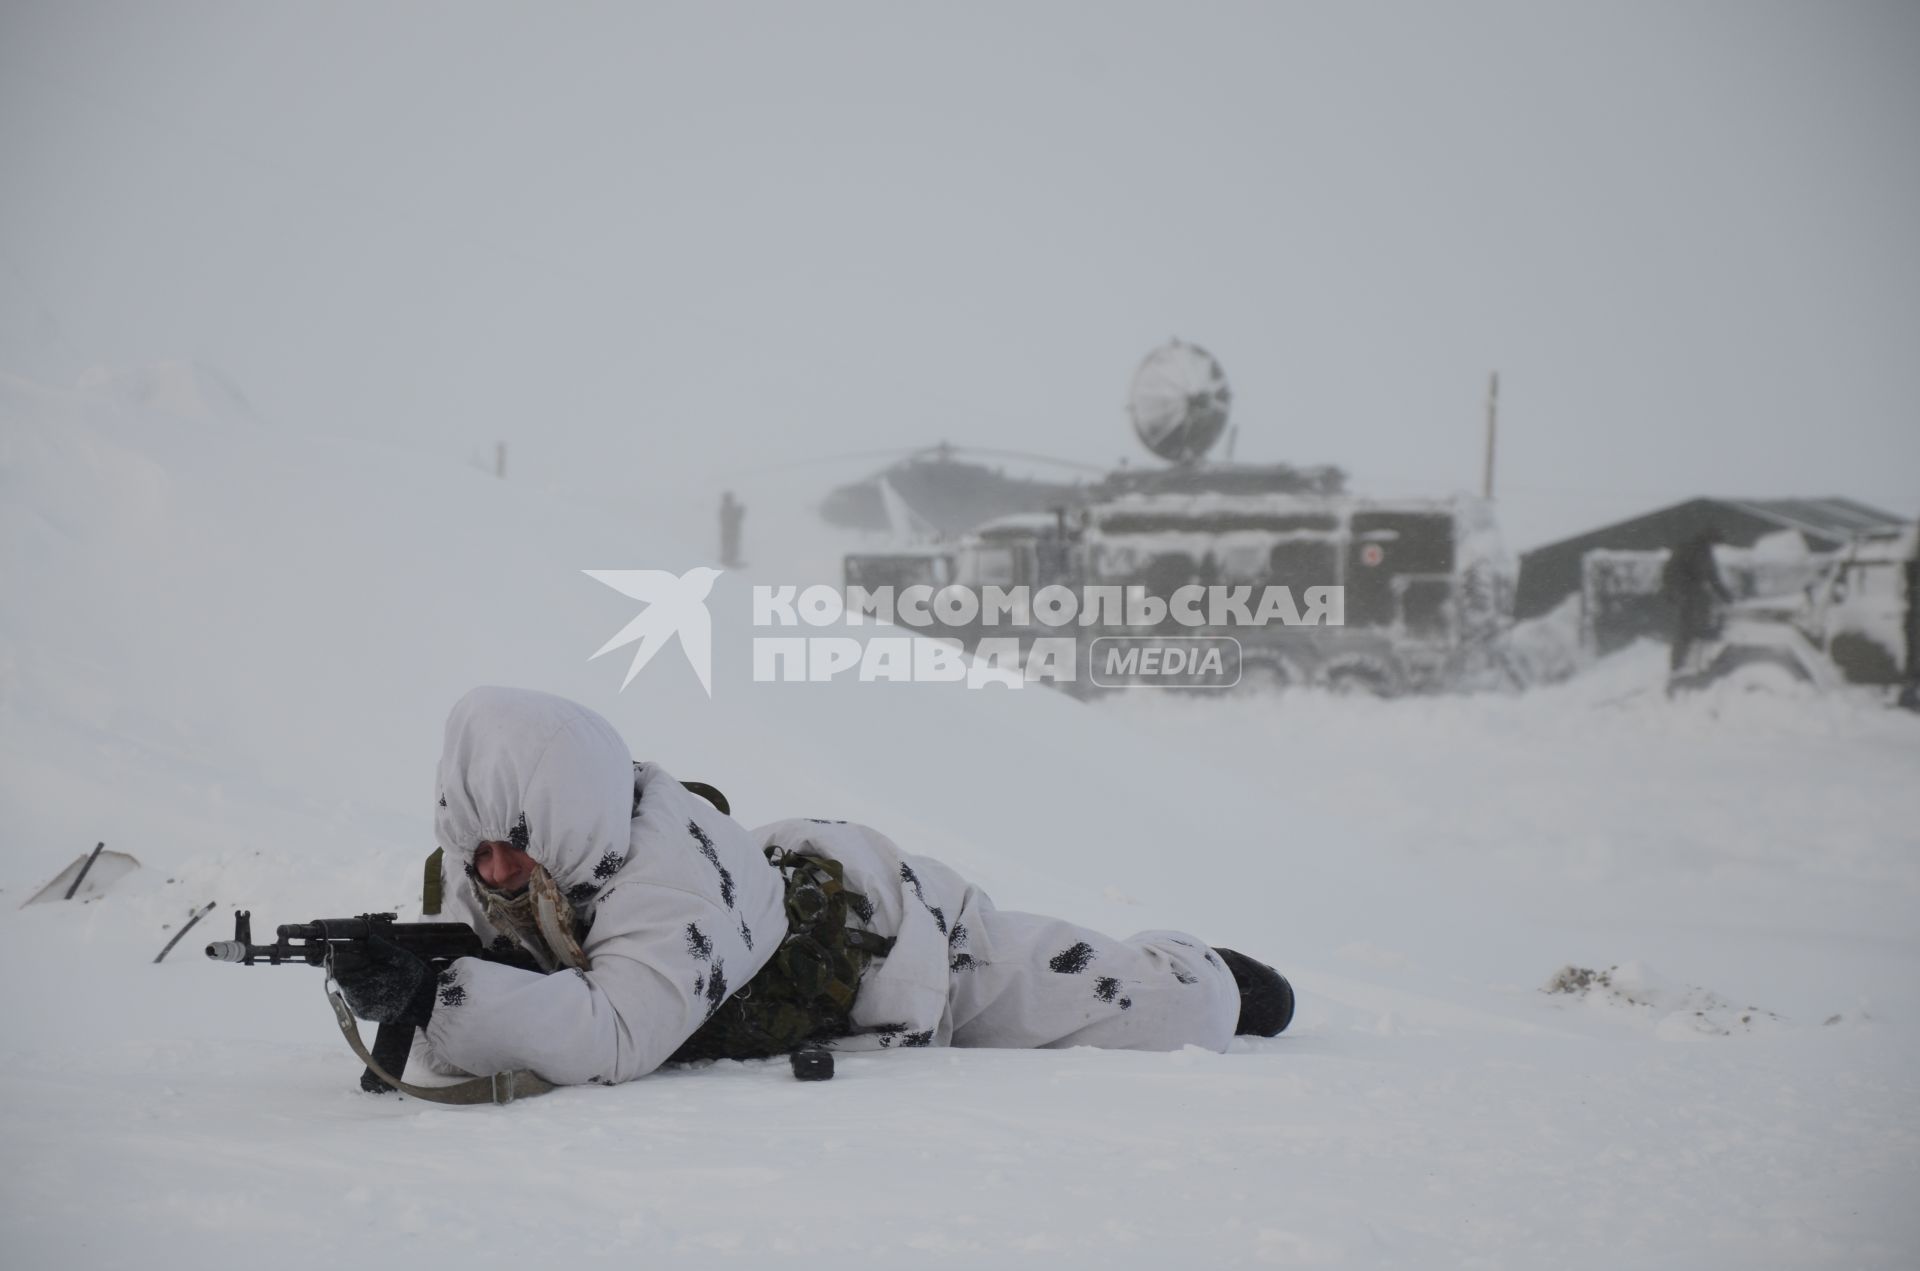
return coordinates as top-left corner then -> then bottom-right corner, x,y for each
1213,948 -> 1294,1037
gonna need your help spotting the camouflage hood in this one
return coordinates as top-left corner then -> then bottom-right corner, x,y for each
433,687 -> 634,913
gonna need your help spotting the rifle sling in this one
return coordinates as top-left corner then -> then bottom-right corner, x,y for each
325,981 -> 555,1106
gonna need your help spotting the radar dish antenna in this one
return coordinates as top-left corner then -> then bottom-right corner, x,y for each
1127,339 -> 1232,465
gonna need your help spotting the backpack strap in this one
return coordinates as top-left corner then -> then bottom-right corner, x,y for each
422,848 -> 445,916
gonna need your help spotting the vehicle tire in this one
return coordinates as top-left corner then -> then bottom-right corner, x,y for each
1319,654 -> 1402,698
1236,653 -> 1300,696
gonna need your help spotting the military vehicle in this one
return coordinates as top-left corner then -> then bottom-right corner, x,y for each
844,340 -> 1517,694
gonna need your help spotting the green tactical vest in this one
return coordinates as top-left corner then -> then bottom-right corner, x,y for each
669,847 -> 895,1063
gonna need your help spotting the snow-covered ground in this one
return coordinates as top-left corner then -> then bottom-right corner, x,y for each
2,368 -> 1916,1268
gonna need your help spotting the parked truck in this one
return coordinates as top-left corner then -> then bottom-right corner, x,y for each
847,487 -> 1516,696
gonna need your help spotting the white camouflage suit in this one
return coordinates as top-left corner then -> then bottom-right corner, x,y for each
419,688 -> 1239,1085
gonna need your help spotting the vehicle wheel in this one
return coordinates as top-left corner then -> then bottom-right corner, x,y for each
1236,654 -> 1299,696
1320,655 -> 1402,698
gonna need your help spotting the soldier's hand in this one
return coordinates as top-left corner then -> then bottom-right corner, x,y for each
332,934 -> 437,1028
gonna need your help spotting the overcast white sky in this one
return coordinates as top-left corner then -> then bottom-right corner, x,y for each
3,1 -> 1915,548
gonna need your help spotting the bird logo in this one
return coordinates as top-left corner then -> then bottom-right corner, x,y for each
584,568 -> 722,695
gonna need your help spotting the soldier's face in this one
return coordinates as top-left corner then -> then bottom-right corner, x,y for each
473,840 -> 537,893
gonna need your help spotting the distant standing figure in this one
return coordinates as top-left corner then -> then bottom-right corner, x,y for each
1900,535 -> 1920,712
719,491 -> 745,568
1662,528 -> 1732,676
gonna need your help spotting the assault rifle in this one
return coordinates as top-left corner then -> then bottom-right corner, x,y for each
207,910 -> 543,1101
